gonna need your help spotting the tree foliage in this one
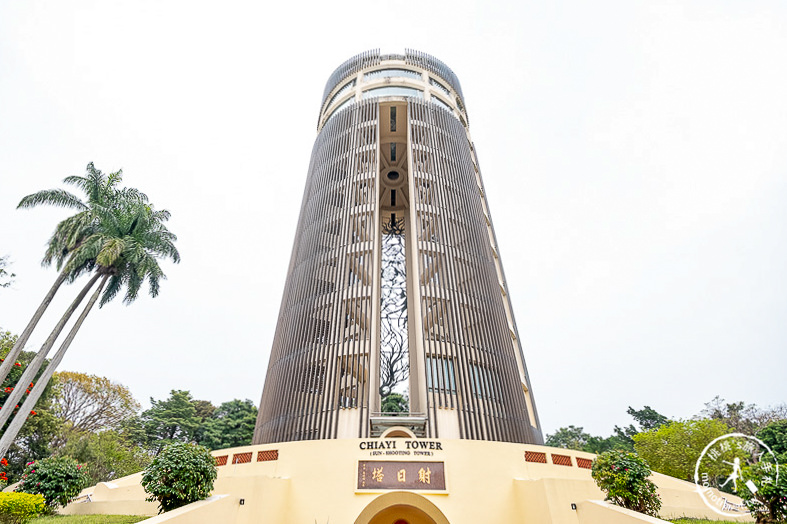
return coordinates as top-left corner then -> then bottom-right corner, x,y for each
141,390 -> 201,455
58,430 -> 152,486
546,425 -> 592,451
141,442 -> 217,513
701,396 -> 787,436
757,420 -> 787,463
380,393 -> 408,414
16,457 -> 88,512
591,450 -> 662,517
197,399 -> 257,451
633,418 -> 730,481
546,406 -> 669,454
612,406 -> 671,451
52,371 -> 140,434
737,459 -> 787,524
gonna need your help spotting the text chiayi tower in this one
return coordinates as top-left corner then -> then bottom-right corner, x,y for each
254,49 -> 542,445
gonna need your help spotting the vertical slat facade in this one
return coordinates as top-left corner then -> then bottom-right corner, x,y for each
255,50 -> 543,446
408,99 -> 540,444
254,101 -> 379,444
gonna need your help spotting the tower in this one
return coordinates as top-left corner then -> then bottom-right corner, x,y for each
254,49 -> 542,445
63,49 -> 736,524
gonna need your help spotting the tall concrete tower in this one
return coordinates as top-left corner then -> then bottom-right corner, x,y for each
253,50 -> 542,445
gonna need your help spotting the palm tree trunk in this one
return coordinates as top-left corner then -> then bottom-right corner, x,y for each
0,274 -> 108,459
0,267 -> 69,386
0,271 -> 101,430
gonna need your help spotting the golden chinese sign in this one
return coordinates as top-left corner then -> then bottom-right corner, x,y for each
357,461 -> 446,490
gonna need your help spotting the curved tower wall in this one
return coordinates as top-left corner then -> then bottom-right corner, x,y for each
254,49 -> 542,445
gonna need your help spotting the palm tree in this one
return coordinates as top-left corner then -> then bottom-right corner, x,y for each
0,173 -> 179,458
0,163 -> 126,387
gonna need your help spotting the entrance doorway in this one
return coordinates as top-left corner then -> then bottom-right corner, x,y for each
355,492 -> 449,524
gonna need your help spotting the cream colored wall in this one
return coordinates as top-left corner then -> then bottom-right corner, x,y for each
62,439 -> 751,524
576,500 -> 670,524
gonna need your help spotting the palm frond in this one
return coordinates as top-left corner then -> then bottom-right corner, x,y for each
152,208 -> 172,222
17,189 -> 88,211
118,186 -> 149,204
105,169 -> 124,189
144,259 -> 164,298
99,274 -> 124,307
96,237 -> 125,267
124,266 -> 143,304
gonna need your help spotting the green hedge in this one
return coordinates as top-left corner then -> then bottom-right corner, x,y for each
0,492 -> 46,524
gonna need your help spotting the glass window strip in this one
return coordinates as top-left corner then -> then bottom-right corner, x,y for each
430,96 -> 453,114
325,97 -> 355,123
326,80 -> 356,111
429,77 -> 450,96
362,86 -> 423,100
364,68 -> 422,81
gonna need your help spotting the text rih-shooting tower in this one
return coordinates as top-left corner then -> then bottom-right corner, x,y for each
254,50 -> 542,445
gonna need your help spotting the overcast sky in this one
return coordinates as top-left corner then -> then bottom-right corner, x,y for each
1,0 -> 785,438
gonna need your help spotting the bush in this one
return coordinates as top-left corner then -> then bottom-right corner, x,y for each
141,442 -> 217,513
737,460 -> 787,524
0,492 -> 45,524
15,457 -> 88,513
591,449 -> 662,517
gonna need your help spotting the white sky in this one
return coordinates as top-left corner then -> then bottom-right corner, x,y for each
1,0 -> 785,437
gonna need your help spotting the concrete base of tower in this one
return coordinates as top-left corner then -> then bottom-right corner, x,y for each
61,438 -> 746,523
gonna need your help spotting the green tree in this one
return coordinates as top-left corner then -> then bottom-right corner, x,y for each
190,400 -> 216,444
141,442 -> 217,513
198,399 -> 257,450
142,390 -> 201,455
757,420 -> 787,464
0,167 -> 179,459
380,393 -> 408,414
591,450 -> 661,517
58,430 -> 151,486
546,406 -> 669,454
737,459 -> 787,524
628,406 -> 669,431
633,419 -> 730,482
583,435 -> 634,454
546,425 -> 592,451
700,396 -> 764,435
50,371 -> 140,449
613,405 -> 670,451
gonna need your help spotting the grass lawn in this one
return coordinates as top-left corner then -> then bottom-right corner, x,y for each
30,516 -> 149,524
670,519 -> 754,524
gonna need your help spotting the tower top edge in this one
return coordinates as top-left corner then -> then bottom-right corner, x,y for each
320,49 -> 465,109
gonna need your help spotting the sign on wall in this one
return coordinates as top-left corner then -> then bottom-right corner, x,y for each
357,461 -> 446,490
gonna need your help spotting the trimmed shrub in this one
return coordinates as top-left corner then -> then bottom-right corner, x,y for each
737,460 -> 787,524
0,492 -> 45,524
15,457 -> 88,512
591,449 -> 662,517
141,442 -> 217,513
